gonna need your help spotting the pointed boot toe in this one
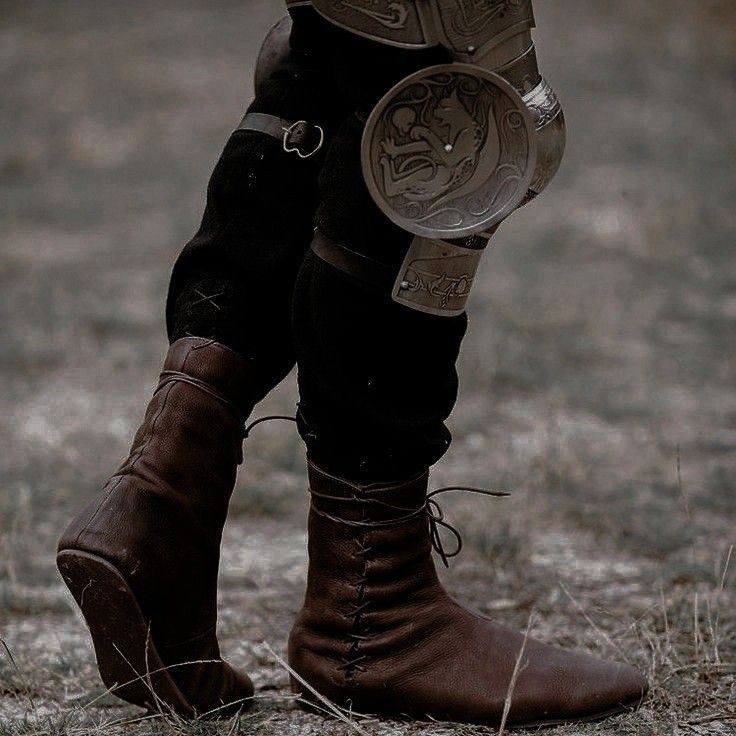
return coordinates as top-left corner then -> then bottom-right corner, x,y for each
509,646 -> 648,726
567,658 -> 648,722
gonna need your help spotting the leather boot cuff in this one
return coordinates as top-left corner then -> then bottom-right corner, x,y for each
307,461 -> 429,523
162,338 -> 257,419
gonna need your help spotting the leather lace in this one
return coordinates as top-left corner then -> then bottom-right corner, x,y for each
158,366 -> 298,440
241,416 -> 511,567
243,415 -> 297,439
157,370 -> 246,423
311,484 -> 510,567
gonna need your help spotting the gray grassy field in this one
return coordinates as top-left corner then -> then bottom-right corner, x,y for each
1,1 -> 735,734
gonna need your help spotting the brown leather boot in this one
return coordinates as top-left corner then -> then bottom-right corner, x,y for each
58,338 -> 256,717
288,462 -> 648,728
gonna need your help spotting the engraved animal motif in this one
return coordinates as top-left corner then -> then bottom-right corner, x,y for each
450,0 -> 525,38
378,88 -> 499,205
366,68 -> 534,236
332,0 -> 409,29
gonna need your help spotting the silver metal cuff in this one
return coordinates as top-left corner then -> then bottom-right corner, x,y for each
392,236 -> 486,316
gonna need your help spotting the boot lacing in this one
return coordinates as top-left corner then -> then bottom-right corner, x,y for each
309,479 -> 511,680
158,370 -> 247,422
241,415 -> 297,466
310,484 -> 511,567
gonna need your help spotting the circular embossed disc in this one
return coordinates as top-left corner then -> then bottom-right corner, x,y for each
362,63 -> 537,239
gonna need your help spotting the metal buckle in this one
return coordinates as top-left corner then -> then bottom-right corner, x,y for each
283,120 -> 325,159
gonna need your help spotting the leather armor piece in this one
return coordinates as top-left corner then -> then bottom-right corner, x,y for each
57,338 -> 256,716
288,462 -> 649,727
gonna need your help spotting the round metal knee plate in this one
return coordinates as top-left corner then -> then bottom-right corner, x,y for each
362,64 -> 537,239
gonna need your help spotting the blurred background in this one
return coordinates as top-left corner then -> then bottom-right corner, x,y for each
1,1 -> 734,734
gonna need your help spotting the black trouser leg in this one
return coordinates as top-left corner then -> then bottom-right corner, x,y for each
166,8 -> 345,401
293,116 -> 468,482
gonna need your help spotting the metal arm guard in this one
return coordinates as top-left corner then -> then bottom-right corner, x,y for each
299,0 -> 566,315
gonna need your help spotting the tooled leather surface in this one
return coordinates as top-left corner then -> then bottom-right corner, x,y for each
58,337 -> 254,709
288,464 -> 648,725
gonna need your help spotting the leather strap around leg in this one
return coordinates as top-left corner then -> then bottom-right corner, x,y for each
236,112 -> 324,158
310,229 -> 394,290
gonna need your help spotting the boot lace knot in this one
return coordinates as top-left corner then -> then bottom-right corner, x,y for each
425,486 -> 509,566
310,482 -> 510,567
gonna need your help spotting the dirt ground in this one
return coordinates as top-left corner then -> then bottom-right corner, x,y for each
1,1 -> 735,734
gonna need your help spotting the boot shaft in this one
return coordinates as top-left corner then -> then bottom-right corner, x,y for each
303,462 -> 439,605
293,463 -> 450,690
118,338 -> 256,528
58,338 -> 257,643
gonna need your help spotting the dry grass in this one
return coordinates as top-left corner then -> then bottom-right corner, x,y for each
1,454 -> 734,735
1,0 -> 734,734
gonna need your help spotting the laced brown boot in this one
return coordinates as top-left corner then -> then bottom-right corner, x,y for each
288,462 -> 648,728
58,338 -> 256,717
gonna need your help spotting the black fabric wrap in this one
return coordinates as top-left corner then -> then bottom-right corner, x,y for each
295,114 -> 467,482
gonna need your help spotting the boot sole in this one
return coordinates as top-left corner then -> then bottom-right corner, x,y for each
293,680 -> 645,730
57,549 -> 196,717
519,699 -> 644,730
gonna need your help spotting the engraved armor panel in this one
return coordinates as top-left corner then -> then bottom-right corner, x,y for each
311,0 -> 431,47
522,78 -> 566,194
309,0 -> 536,53
362,63 -> 537,239
292,0 -> 567,314
392,236 -> 484,315
492,42 -> 540,95
433,0 -> 535,55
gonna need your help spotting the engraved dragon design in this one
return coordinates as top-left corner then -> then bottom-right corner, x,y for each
377,79 -> 500,206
